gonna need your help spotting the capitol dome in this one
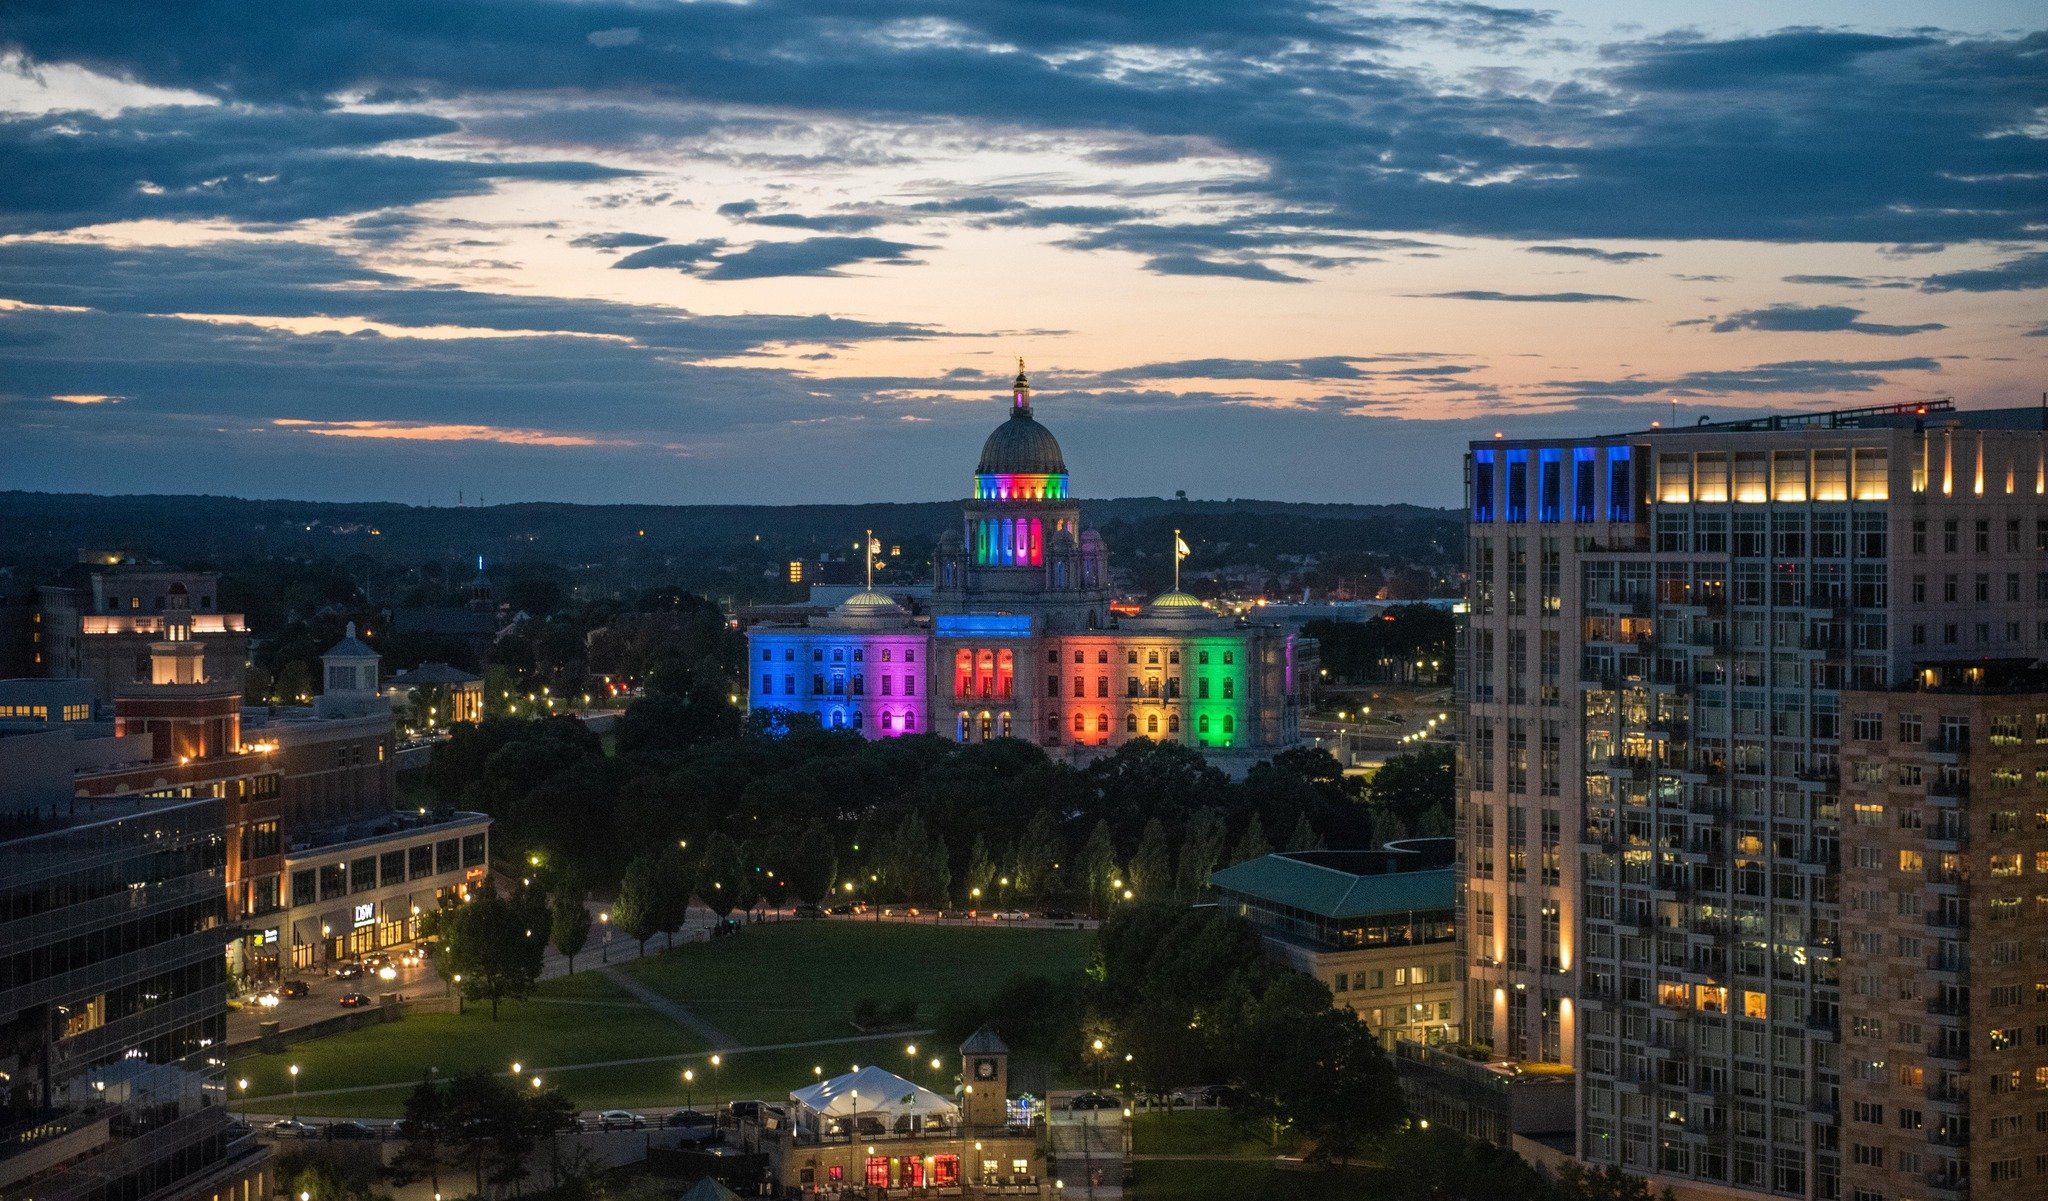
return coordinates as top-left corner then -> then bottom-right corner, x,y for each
835,590 -> 908,617
976,410 -> 1068,476
1146,590 -> 1207,613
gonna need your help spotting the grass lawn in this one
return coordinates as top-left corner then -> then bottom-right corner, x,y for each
231,921 -> 1091,1119
1129,1160 -> 1391,1201
234,971 -> 697,1110
237,1034 -> 926,1119
622,919 -> 1094,1046
1132,1110 -> 1299,1159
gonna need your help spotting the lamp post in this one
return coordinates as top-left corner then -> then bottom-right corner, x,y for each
683,1069 -> 694,1115
709,1054 -> 722,1116
288,1063 -> 300,1121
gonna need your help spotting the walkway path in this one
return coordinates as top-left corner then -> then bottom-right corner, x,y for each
241,1028 -> 935,1106
597,964 -> 737,1050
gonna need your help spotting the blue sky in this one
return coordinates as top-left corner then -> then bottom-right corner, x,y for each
1,1 -> 2042,506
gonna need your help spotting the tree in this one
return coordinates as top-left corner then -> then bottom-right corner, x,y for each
611,853 -> 665,954
696,831 -> 746,919
430,888 -> 545,1020
1080,820 -> 1119,916
1285,813 -> 1323,852
389,1076 -> 451,1195
1224,972 -> 1404,1163
1126,818 -> 1173,904
962,834 -> 998,907
656,845 -> 696,944
786,823 -> 837,905
550,888 -> 591,974
1173,807 -> 1227,902
1555,1163 -> 1677,1201
1230,812 -> 1271,863
1369,808 -> 1410,848
1011,810 -> 1062,902
1372,1127 -> 1555,1201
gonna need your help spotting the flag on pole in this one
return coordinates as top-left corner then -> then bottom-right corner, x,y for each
1174,535 -> 1191,560
868,537 -> 883,558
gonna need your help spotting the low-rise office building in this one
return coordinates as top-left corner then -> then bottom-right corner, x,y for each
273,808 -> 491,971
1210,839 -> 1463,1046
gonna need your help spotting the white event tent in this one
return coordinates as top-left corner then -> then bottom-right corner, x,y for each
790,1064 -> 958,1138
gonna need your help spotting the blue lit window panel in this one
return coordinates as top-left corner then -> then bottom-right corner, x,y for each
1608,447 -> 1635,522
1472,450 -> 1496,522
1573,447 -> 1598,522
1538,448 -> 1563,522
1505,449 -> 1530,523
934,615 -> 1035,638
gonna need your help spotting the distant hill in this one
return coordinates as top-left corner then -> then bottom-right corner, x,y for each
0,491 -> 1460,570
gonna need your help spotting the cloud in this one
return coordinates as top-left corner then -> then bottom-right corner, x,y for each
1919,252 -> 2048,294
0,106 -> 629,233
1140,255 -> 1303,283
1526,245 -> 1660,264
1417,290 -> 1640,303
612,240 -> 729,270
1706,303 -> 1945,336
0,240 -> 949,356
1782,274 -> 1913,290
272,419 -> 622,447
698,236 -> 924,280
570,231 -> 667,250
50,393 -> 122,404
586,27 -> 640,48
1547,357 -> 1941,400
8,9 -> 2041,246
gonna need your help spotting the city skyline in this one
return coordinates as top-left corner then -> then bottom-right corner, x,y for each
3,1 -> 2044,507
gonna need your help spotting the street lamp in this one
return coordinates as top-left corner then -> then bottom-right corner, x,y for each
683,1068 -> 694,1113
710,1053 -> 722,1112
288,1063 -> 300,1120
531,1076 -> 543,1090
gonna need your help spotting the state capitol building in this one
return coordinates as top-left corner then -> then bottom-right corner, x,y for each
747,366 -> 1312,773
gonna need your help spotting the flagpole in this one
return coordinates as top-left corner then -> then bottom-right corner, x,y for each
866,529 -> 874,590
1173,528 -> 1181,592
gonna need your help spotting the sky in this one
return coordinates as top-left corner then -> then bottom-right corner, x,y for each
1,1 -> 2043,509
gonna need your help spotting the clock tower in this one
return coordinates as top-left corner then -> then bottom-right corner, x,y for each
959,1025 -> 1009,1128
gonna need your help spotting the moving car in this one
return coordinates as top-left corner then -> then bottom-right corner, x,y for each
597,1110 -> 645,1130
279,979 -> 310,999
664,1109 -> 715,1129
794,903 -> 823,919
268,1119 -> 318,1138
1069,1092 -> 1120,1111
332,963 -> 363,980
992,911 -> 1030,921
337,992 -> 371,1007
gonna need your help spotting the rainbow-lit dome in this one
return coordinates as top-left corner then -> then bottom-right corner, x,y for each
976,410 -> 1067,476
836,590 -> 907,616
1146,590 -> 1207,612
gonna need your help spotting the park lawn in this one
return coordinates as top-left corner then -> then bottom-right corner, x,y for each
1132,1110 -> 1301,1160
1129,1160 -> 1391,1201
622,920 -> 1094,1046
234,972 -> 698,1107
236,1035 -> 924,1119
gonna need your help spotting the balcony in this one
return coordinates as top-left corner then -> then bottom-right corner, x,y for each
1924,911 -> 1968,933
1925,995 -> 1967,1017
1926,950 -> 1967,975
1926,732 -> 1969,756
1927,777 -> 1969,800
1924,1041 -> 1969,1064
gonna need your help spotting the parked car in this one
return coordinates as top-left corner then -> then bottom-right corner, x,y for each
332,963 -> 363,980
326,1121 -> 375,1140
278,979 -> 310,999
826,903 -> 856,916
664,1109 -> 715,1129
337,992 -> 371,1007
1042,909 -> 1075,921
597,1110 -> 645,1130
992,911 -> 1030,922
794,903 -> 823,919
1069,1092 -> 1120,1111
726,1100 -> 772,1123
268,1119 -> 317,1138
